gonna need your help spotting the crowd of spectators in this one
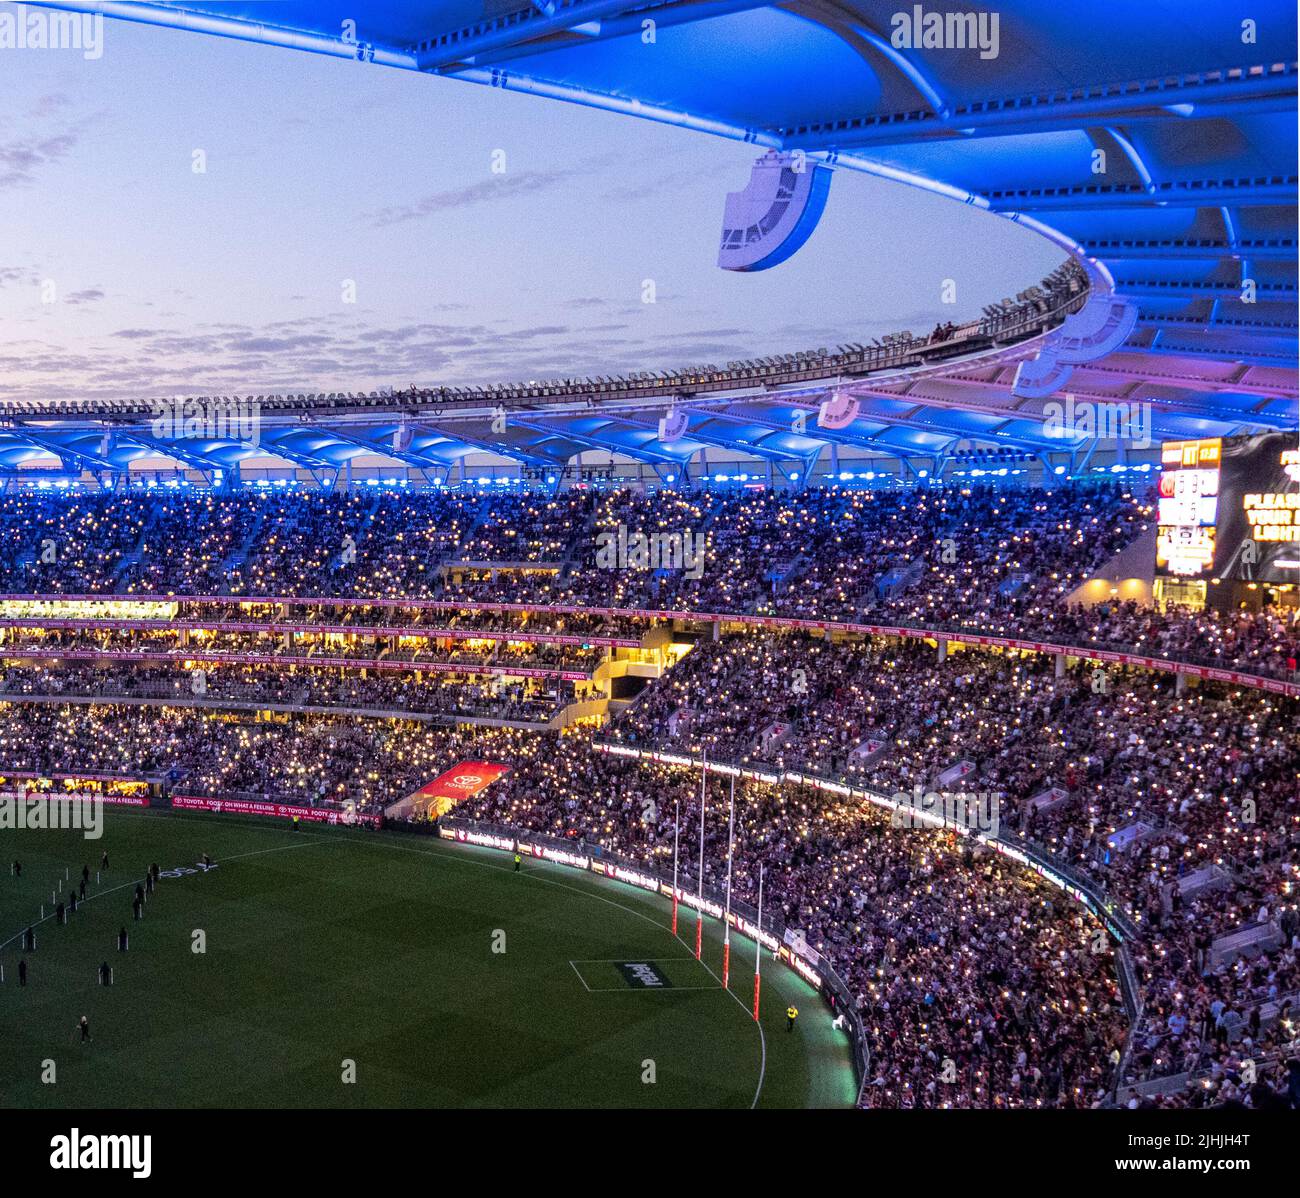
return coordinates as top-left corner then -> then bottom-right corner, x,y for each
603,627 -> 1300,1106
0,701 -> 534,809
2,484 -> 1295,680
0,659 -> 568,723
0,624 -> 605,674
459,738 -> 1130,1107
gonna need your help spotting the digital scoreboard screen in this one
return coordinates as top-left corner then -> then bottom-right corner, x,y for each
1156,432 -> 1300,583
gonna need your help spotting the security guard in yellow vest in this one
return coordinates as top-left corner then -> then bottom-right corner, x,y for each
514,852 -> 522,872
786,1005 -> 798,1031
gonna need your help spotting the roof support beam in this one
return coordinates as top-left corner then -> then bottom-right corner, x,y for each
415,0 -> 669,71
780,67 -> 1296,150
614,412 -> 802,462
509,417 -> 687,466
412,422 -> 569,469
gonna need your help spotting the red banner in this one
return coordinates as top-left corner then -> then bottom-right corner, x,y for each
411,761 -> 511,816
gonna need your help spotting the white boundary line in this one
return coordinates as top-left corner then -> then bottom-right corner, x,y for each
568,959 -> 593,992
567,958 -> 719,993
0,837 -> 322,953
331,830 -> 770,1109
570,956 -> 702,963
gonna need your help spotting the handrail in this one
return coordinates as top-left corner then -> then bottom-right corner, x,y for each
0,644 -> 591,681
0,615 -> 640,649
0,688 -> 560,727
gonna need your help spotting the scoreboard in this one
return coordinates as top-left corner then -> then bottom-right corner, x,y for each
1156,432 -> 1300,584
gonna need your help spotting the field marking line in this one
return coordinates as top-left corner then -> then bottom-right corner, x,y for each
568,958 -> 718,992
0,836 -> 323,954
330,832 -> 769,1109
668,926 -> 767,1110
569,956 -> 701,964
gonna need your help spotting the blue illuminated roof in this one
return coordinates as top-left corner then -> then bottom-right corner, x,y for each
8,0 -> 1297,475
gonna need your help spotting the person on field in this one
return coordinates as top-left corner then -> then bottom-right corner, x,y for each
78,1015 -> 91,1043
82,865 -> 90,886
56,901 -> 65,926
787,1005 -> 798,1032
514,852 -> 522,873
17,958 -> 27,986
101,851 -> 109,871
118,927 -> 128,952
79,877 -> 86,901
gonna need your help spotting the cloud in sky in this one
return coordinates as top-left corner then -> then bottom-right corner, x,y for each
64,287 -> 105,305
364,156 -> 616,228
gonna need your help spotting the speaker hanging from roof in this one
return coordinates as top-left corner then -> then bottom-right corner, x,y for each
658,407 -> 689,443
1013,294 -> 1138,398
1011,347 -> 1073,399
817,392 -> 859,430
718,151 -> 833,272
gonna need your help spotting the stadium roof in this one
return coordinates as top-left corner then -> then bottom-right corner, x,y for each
9,0 -> 1298,479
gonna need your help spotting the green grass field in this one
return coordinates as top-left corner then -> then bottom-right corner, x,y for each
0,809 -> 855,1108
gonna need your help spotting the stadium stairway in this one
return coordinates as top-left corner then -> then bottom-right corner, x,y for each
219,506 -> 266,579
556,501 -> 602,584
111,508 -> 164,592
